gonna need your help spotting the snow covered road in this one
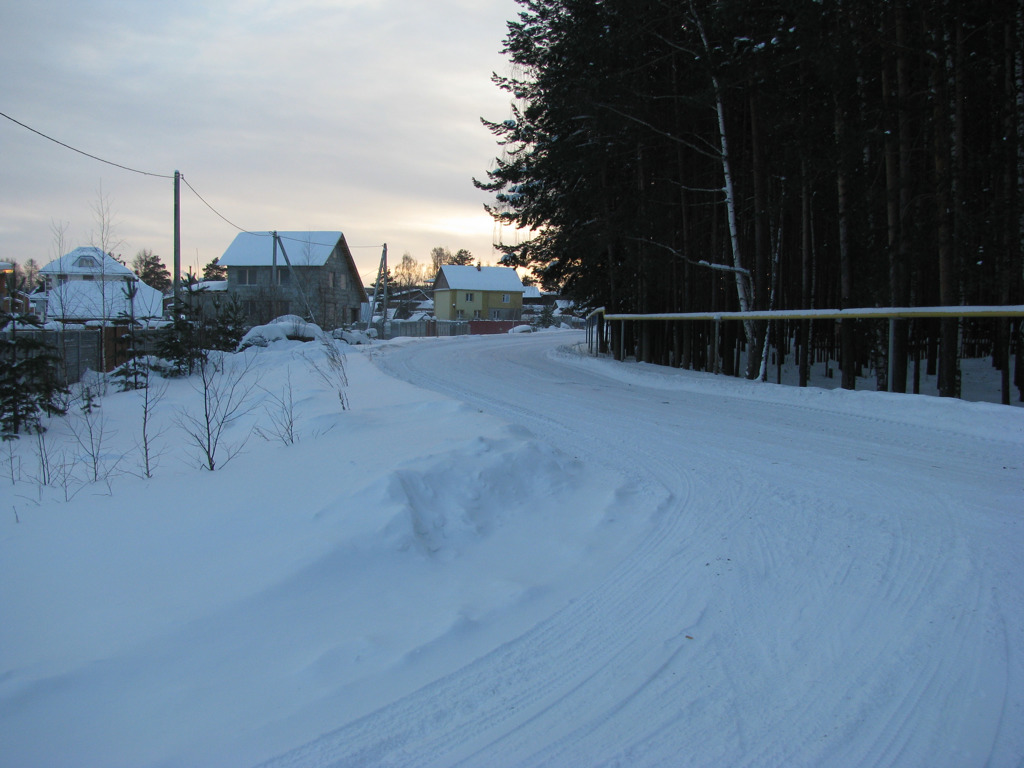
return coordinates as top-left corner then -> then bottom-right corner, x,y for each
264,331 -> 1024,767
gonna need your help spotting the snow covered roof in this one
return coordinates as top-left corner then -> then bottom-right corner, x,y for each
219,232 -> 345,267
45,279 -> 164,321
188,280 -> 228,292
435,265 -> 525,292
40,247 -> 135,279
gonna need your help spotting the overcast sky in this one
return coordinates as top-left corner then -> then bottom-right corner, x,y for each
1,0 -> 522,284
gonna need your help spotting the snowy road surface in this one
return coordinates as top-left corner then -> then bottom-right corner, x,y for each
262,332 -> 1024,767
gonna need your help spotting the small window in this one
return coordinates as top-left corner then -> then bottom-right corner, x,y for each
75,255 -> 99,268
277,269 -> 290,285
502,293 -> 510,303
456,309 -> 465,320
465,292 -> 474,302
327,272 -> 335,289
473,310 -> 481,320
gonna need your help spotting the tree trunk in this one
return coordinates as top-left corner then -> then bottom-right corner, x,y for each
932,29 -> 959,397
799,161 -> 811,388
883,6 -> 910,392
835,102 -> 857,390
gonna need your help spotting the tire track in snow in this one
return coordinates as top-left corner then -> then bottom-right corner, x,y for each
261,335 -> 729,766
260,333 -> 1024,768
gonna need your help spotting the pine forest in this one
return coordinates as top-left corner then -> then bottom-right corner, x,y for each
477,0 -> 1023,395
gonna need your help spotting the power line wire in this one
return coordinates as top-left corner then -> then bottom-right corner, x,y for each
3,110 -> 386,251
179,174 -> 257,234
0,110 -> 175,179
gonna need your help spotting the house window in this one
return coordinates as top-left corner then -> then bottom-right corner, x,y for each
327,272 -> 335,289
456,309 -> 465,320
502,293 -> 510,303
465,292 -> 474,302
277,269 -> 290,285
473,310 -> 481,320
236,268 -> 255,285
75,255 -> 99,268
490,309 -> 500,320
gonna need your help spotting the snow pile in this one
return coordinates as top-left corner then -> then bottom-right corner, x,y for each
332,327 -> 373,345
237,315 -> 324,349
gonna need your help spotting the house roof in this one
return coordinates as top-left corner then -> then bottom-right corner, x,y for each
45,279 -> 164,321
219,231 -> 345,267
40,247 -> 135,279
187,280 -> 228,292
435,265 -> 525,292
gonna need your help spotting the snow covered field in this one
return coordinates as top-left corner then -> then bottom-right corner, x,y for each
2,330 -> 1022,767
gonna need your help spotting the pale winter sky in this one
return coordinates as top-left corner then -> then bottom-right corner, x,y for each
0,0 -> 524,285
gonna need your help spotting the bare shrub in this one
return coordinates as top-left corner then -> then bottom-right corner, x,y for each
136,376 -> 169,478
255,367 -> 299,446
176,352 -> 260,471
68,384 -> 122,484
304,335 -> 350,410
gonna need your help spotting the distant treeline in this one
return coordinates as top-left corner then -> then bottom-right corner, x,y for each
478,0 -> 1022,391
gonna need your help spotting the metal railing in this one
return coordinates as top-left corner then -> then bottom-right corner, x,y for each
586,305 -> 1024,401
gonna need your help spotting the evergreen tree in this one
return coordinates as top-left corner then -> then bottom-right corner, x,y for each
205,294 -> 248,352
113,281 -> 148,392
478,0 -> 1022,383
157,273 -> 207,376
1,276 -> 68,438
203,258 -> 227,282
131,249 -> 171,292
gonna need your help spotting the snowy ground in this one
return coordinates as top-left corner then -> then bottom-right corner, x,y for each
1,330 -> 1022,767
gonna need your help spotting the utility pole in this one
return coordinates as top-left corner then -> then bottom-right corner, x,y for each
173,170 -> 181,306
272,232 -> 316,323
364,243 -> 388,332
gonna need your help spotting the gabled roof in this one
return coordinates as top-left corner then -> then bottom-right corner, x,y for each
40,247 -> 135,279
434,265 -> 525,292
219,231 -> 345,267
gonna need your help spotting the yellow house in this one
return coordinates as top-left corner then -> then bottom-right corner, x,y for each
432,265 -> 524,321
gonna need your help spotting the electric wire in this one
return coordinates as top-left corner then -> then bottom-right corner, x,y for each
0,110 -> 175,179
3,110 -> 386,251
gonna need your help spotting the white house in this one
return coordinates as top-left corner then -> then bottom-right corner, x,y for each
38,246 -> 164,322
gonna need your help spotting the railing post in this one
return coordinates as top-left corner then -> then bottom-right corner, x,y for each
888,317 -> 896,392
713,317 -> 721,374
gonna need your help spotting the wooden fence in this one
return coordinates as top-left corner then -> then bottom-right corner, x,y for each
2,325 -> 164,385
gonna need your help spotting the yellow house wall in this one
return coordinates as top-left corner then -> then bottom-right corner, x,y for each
435,289 -> 522,320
